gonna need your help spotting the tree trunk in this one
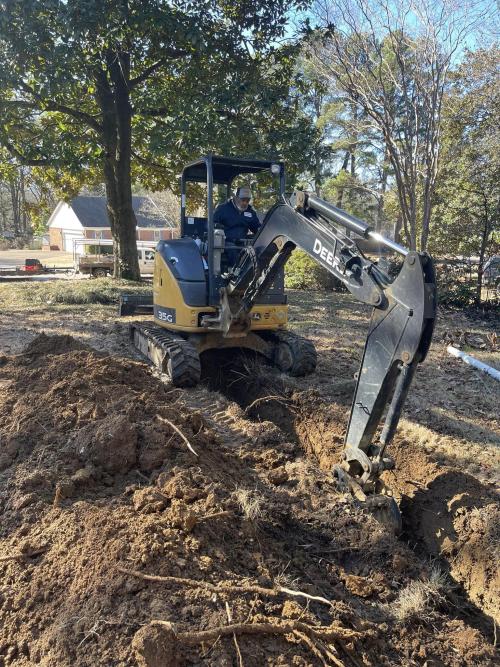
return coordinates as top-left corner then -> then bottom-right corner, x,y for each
376,150 -> 389,233
393,215 -> 402,244
475,196 -> 491,307
336,151 -> 350,208
9,180 -> 20,236
95,54 -> 140,281
314,147 -> 322,195
420,176 -> 434,251
20,169 -> 28,234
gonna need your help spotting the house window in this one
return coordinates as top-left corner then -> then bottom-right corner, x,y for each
94,231 -> 103,240
154,229 -> 161,242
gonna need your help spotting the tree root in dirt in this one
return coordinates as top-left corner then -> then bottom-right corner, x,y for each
0,546 -> 47,562
244,395 -> 295,414
133,618 -> 365,667
156,416 -> 199,457
225,602 -> 244,667
117,566 -> 333,607
151,618 -> 362,643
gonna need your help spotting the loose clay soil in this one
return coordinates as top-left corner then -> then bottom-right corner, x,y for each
0,281 -> 498,666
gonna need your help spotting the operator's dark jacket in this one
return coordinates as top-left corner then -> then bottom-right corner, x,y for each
213,199 -> 260,241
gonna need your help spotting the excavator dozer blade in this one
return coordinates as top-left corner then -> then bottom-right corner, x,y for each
119,293 -> 154,316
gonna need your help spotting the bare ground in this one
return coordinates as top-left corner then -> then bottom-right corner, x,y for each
0,282 -> 498,666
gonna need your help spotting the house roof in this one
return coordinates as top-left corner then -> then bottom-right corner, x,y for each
70,196 -> 174,229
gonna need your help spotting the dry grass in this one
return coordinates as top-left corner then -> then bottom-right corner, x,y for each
234,488 -> 265,521
0,278 -> 151,310
391,566 -> 449,624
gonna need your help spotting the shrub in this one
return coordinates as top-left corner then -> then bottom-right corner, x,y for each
285,250 -> 342,290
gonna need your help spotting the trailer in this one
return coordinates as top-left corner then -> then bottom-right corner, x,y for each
72,239 -> 157,277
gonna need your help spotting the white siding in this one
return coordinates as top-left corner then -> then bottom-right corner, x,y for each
48,202 -> 84,232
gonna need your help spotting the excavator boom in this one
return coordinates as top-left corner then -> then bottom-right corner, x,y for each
219,193 -> 437,493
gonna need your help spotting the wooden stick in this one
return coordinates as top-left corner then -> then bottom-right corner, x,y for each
117,566 -> 333,608
156,416 -> 199,457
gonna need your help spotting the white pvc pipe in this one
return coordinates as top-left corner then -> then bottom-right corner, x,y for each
447,346 -> 500,382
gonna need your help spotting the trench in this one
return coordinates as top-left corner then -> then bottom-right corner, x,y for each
200,349 -> 300,439
200,349 -> 500,634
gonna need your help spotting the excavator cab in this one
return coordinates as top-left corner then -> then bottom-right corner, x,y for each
179,155 -> 286,300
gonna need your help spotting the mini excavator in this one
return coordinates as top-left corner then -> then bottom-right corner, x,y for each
121,155 -> 436,522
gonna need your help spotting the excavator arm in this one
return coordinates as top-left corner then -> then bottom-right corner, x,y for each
218,193 -> 437,493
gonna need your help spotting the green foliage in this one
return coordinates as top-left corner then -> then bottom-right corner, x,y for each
0,0 -> 313,190
285,249 -> 339,290
0,0 -> 314,277
430,48 -> 499,305
436,276 -> 478,308
322,170 -> 378,222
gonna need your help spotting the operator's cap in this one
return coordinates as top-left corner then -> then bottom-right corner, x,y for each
235,185 -> 252,200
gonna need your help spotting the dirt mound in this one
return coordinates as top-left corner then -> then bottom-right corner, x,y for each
386,439 -> 500,623
23,332 -> 91,356
0,335 -> 497,666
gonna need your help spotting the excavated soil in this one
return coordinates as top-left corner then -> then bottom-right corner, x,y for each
202,350 -> 500,625
0,334 -> 498,666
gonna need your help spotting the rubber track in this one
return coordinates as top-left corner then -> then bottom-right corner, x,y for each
272,330 -> 317,376
131,323 -> 201,388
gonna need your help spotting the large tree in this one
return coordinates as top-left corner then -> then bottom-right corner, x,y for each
431,48 -> 500,305
0,0 -> 308,279
308,0 -> 490,250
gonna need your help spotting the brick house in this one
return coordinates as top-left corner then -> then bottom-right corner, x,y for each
46,196 -> 177,252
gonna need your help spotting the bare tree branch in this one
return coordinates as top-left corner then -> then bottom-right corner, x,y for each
309,0 -> 491,250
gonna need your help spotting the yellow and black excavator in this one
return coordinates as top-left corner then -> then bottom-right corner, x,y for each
121,155 -> 436,522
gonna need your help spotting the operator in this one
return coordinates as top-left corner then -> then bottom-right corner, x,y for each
213,185 -> 260,267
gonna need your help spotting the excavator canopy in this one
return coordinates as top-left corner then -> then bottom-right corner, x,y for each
181,154 -> 285,186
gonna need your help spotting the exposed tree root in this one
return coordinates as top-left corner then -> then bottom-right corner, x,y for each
151,617 -> 361,644
197,510 -> 232,523
244,395 -> 294,414
117,566 -> 333,607
133,618 -> 365,667
225,602 -> 244,667
156,416 -> 199,457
